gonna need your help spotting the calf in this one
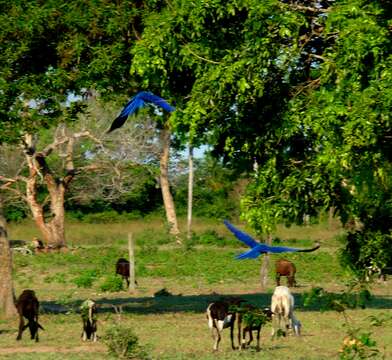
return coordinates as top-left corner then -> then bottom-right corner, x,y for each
237,304 -> 273,351
271,286 -> 301,337
275,259 -> 297,287
16,290 -> 44,342
80,299 -> 97,342
115,258 -> 132,288
366,265 -> 392,282
206,299 -> 243,351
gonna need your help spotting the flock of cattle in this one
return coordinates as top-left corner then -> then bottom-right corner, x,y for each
14,254 -> 299,353
206,284 -> 301,351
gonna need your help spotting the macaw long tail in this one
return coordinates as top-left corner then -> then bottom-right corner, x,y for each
294,243 -> 320,252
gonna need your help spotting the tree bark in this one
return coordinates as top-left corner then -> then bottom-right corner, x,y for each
128,233 -> 136,291
0,199 -> 17,318
187,144 -> 194,241
159,127 -> 180,237
260,234 -> 272,290
24,135 -> 67,247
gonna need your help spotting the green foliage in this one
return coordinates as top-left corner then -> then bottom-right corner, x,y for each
100,275 -> 124,292
103,325 -> 149,359
187,229 -> 240,247
0,0 -> 143,143
303,286 -> 372,312
79,211 -> 143,224
341,230 -> 392,275
339,330 -> 379,360
230,305 -> 270,328
73,269 -> 99,288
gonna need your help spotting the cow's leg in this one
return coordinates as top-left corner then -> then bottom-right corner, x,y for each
211,319 -> 221,351
256,328 -> 261,351
276,273 -> 281,286
238,315 -> 243,350
16,315 -> 24,340
247,329 -> 253,347
82,320 -> 88,341
35,315 -> 40,342
241,328 -> 248,349
230,322 -> 236,350
212,328 -> 221,351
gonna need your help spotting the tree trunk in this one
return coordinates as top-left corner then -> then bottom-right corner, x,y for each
187,144 -> 194,241
159,127 -> 180,237
128,233 -> 136,291
26,175 -> 66,247
0,200 -> 17,318
260,234 -> 272,290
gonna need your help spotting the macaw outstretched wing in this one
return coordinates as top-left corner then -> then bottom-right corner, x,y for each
224,220 -> 259,248
108,91 -> 175,133
224,220 -> 320,259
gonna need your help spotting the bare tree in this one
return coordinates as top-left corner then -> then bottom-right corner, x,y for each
0,198 -> 17,318
187,144 -> 194,241
0,99 -> 160,247
159,123 -> 180,237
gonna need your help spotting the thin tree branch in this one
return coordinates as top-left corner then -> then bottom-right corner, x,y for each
183,45 -> 222,65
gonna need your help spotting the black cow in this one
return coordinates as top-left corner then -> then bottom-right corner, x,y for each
16,290 -> 44,342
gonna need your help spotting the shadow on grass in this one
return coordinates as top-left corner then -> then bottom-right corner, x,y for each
40,291 -> 392,316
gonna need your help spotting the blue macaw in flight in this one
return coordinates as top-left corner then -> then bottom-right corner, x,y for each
224,220 -> 320,259
108,91 -> 175,133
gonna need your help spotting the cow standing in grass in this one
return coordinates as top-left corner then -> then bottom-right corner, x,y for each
16,290 -> 44,342
271,286 -> 301,337
80,299 -> 97,342
115,258 -> 132,288
236,304 -> 273,351
275,259 -> 297,287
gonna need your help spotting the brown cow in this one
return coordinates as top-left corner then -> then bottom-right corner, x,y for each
16,290 -> 44,342
275,259 -> 297,287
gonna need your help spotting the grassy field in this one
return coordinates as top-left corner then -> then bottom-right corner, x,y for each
1,217 -> 391,359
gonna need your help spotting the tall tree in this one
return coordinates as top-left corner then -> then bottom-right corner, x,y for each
130,0 -> 392,273
0,100 -> 160,246
0,199 -> 17,318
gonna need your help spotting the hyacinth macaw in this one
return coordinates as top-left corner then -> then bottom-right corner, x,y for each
108,91 -> 175,133
224,220 -> 320,259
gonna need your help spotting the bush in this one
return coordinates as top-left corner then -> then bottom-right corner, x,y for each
99,275 -> 124,292
73,269 -> 99,288
104,325 -> 149,359
188,229 -> 239,247
80,210 -> 143,224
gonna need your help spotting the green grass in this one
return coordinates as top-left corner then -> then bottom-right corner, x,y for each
2,217 -> 391,359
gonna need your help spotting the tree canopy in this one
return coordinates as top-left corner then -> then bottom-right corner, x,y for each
131,0 -> 392,271
1,0 -> 391,271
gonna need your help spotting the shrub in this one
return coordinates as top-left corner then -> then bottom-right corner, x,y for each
80,210 -> 142,224
104,325 -> 149,359
73,269 -> 99,288
188,229 -> 239,247
100,275 -> 124,292
339,330 -> 379,360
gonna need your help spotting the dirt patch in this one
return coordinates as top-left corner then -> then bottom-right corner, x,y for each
0,344 -> 106,354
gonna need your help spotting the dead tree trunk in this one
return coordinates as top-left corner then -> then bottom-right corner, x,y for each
159,127 -> 180,237
260,234 -> 272,290
187,144 -> 194,241
0,200 -> 17,318
24,135 -> 68,247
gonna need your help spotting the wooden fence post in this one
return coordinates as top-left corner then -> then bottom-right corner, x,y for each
128,233 -> 136,291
